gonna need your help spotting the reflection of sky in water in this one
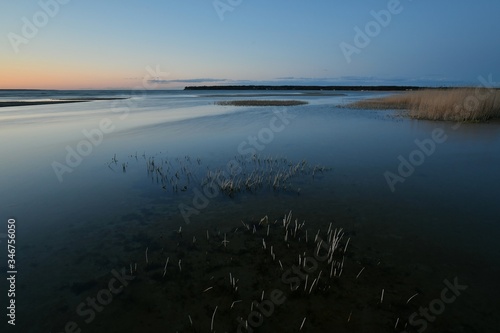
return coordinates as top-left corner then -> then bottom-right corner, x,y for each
1,91 -> 499,331
1,91 -> 499,232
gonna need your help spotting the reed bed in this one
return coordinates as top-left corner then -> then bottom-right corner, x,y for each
119,212 -> 353,332
202,154 -> 329,197
215,100 -> 308,106
112,152 -> 329,198
350,88 -> 500,122
69,189 -> 422,331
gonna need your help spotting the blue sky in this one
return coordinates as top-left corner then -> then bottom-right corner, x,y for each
1,0 -> 499,89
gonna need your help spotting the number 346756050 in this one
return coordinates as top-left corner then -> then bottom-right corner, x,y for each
7,219 -> 16,264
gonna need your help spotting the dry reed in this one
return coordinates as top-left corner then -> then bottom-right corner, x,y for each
350,88 -> 500,122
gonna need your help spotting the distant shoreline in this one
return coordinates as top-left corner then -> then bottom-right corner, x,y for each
0,98 -> 127,108
185,85 -> 443,91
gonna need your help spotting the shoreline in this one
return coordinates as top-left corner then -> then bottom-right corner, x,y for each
185,85 -> 427,91
0,98 -> 127,108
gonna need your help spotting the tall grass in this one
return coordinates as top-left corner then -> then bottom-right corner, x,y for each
351,88 -> 500,122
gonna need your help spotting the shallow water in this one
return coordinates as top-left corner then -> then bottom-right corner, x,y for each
0,90 -> 499,332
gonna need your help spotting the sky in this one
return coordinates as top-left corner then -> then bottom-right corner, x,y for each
1,0 -> 499,89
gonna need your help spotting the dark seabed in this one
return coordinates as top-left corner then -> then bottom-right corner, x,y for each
0,90 -> 499,333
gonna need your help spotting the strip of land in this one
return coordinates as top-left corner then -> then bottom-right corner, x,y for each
215,100 -> 308,106
348,88 -> 500,122
186,85 -> 424,91
0,98 -> 127,108
206,92 -> 345,97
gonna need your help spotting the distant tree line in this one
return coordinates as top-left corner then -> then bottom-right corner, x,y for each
184,85 -> 438,91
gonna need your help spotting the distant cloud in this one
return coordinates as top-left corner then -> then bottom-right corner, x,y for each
148,78 -> 228,84
268,76 -> 478,87
273,77 -> 334,82
339,76 -> 377,82
274,76 -> 297,80
145,76 -> 489,89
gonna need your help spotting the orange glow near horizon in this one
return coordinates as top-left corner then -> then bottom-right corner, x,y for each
0,59 -> 139,90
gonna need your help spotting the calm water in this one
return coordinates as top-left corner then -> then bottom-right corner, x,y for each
0,90 -> 499,332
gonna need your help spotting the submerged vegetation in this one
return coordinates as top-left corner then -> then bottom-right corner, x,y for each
215,100 -> 308,106
202,155 -> 329,197
102,212 -> 359,331
110,153 -> 330,197
349,88 -> 500,122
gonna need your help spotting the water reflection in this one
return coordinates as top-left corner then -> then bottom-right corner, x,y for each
0,91 -> 499,332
